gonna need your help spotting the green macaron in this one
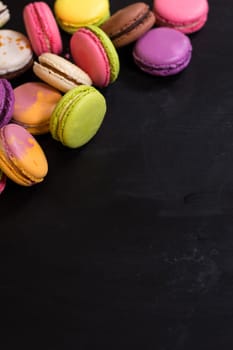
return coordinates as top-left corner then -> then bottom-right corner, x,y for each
50,85 -> 107,148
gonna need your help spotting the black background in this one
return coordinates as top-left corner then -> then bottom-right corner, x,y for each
1,0 -> 233,348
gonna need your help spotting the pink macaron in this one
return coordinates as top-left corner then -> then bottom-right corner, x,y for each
23,1 -> 63,56
70,25 -> 120,88
153,0 -> 209,34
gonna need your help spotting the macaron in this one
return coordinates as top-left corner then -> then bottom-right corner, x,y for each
23,1 -> 63,56
70,25 -> 120,88
153,0 -> 209,34
33,53 -> 92,93
50,85 -> 107,148
12,82 -> 62,135
133,27 -> 192,76
0,124 -> 48,186
54,0 -> 110,34
101,2 -> 156,48
0,169 -> 6,194
0,79 -> 14,128
0,1 -> 10,28
0,29 -> 33,79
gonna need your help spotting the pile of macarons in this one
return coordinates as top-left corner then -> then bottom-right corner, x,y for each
0,0 -> 209,193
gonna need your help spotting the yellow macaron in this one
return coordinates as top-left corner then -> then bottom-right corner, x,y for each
54,0 -> 110,33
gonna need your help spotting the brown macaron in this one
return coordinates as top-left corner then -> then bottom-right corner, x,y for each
100,2 -> 156,48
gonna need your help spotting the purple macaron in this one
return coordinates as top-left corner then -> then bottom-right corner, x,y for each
0,79 -> 15,128
133,27 -> 192,76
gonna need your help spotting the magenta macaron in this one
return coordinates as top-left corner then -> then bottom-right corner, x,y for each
133,27 -> 192,77
0,79 -> 14,128
23,1 -> 63,56
153,0 -> 209,34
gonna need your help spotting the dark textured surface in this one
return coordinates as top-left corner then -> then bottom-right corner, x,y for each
1,0 -> 233,349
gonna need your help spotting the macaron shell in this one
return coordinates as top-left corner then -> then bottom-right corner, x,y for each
154,0 -> 209,28
0,124 -> 48,185
0,29 -> 33,79
133,27 -> 192,76
54,0 -> 110,33
13,82 -> 62,134
50,86 -> 107,148
0,79 -> 15,128
0,170 -> 6,194
23,2 -> 63,56
101,2 -> 156,48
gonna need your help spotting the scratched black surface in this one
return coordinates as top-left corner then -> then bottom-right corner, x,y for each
1,0 -> 233,349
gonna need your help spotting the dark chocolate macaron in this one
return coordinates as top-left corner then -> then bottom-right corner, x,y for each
100,2 -> 156,48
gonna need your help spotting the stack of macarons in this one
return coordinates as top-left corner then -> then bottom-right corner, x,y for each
0,0 -> 210,195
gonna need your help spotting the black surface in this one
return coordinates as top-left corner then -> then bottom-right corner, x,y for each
1,0 -> 233,348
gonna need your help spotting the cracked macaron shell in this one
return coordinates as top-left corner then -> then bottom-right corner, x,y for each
0,124 -> 48,186
133,27 -> 192,76
50,85 -> 107,148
